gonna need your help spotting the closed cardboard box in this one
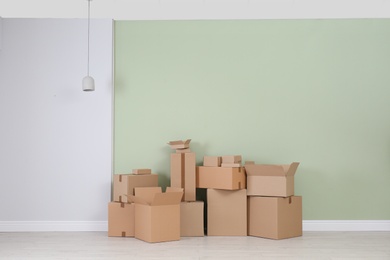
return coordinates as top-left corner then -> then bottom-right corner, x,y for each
244,162 -> 299,197
248,196 -> 302,240
180,201 -> 204,237
197,166 -> 246,190
171,153 -> 196,201
129,187 -> 183,243
107,202 -> 134,237
203,156 -> 222,167
207,189 -> 247,236
113,174 -> 158,203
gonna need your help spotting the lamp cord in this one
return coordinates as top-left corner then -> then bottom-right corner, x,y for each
87,0 -> 91,76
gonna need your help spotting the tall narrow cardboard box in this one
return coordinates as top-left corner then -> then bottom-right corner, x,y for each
170,153 -> 196,201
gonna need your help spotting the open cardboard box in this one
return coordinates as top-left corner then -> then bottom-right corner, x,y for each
244,162 -> 299,197
129,187 -> 183,243
167,139 -> 191,150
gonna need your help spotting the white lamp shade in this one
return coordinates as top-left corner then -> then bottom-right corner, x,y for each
82,76 -> 95,91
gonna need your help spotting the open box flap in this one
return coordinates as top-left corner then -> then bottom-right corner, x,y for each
245,162 -> 299,177
151,192 -> 183,206
134,187 -> 162,205
167,139 -> 191,149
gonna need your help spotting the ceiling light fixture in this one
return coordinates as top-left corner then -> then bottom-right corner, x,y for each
82,0 -> 95,92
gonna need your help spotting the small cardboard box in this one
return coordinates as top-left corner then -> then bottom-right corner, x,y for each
171,153 -> 196,201
196,166 -> 246,190
180,201 -> 204,237
207,189 -> 247,236
222,155 -> 242,164
168,139 -> 191,150
244,162 -> 299,197
129,187 -> 183,243
248,196 -> 302,240
113,174 -> 159,203
203,156 -> 222,167
132,169 -> 151,175
107,202 -> 134,237
221,163 -> 241,168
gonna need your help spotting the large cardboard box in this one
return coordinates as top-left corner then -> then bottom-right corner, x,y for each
180,201 -> 204,237
244,162 -> 299,197
113,174 -> 158,203
207,189 -> 247,236
248,196 -> 302,240
197,166 -> 246,190
129,187 -> 183,243
107,202 -> 134,237
171,153 -> 196,201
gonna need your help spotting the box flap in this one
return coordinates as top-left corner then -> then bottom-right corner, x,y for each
151,192 -> 183,206
127,194 -> 149,205
245,162 -> 299,177
167,139 -> 191,149
166,187 -> 184,193
134,187 -> 162,204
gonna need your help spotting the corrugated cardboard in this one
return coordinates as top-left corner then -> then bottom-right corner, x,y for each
248,196 -> 302,240
176,148 -> 191,153
196,166 -> 246,190
132,169 -> 151,175
221,163 -> 241,168
107,202 -> 134,237
203,156 -> 222,167
180,201 -> 204,237
207,189 -> 247,236
168,139 -> 191,149
130,187 -> 183,243
113,174 -> 158,203
170,153 -> 196,201
222,155 -> 242,164
244,162 -> 299,197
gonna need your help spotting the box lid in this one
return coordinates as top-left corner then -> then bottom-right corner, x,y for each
130,187 -> 183,206
167,139 -> 191,149
244,162 -> 299,177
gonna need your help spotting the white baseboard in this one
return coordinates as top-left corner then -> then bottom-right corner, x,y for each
0,221 -> 108,232
1,220 -> 389,232
303,220 -> 390,231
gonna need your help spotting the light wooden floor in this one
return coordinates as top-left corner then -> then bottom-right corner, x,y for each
0,232 -> 389,259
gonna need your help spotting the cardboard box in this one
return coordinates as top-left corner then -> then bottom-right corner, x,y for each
207,189 -> 247,236
168,139 -> 191,150
203,156 -> 222,167
222,155 -> 242,164
129,187 -> 183,243
244,162 -> 299,197
196,166 -> 246,190
107,202 -> 134,237
248,196 -> 302,240
180,201 -> 204,237
170,153 -> 196,201
113,174 -> 159,203
176,148 -> 191,153
221,163 -> 241,168
132,169 -> 151,175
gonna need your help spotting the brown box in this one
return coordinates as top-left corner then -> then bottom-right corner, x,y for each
170,153 -> 196,201
207,189 -> 247,236
244,162 -> 299,197
107,202 -> 134,237
248,196 -> 302,240
196,166 -> 246,190
176,148 -> 191,153
203,156 -> 222,167
222,155 -> 242,164
168,139 -> 191,150
129,187 -> 183,243
180,201 -> 204,237
221,163 -> 241,168
113,174 -> 159,203
132,169 -> 151,175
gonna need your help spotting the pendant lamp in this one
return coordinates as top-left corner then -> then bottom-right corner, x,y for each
82,0 -> 95,91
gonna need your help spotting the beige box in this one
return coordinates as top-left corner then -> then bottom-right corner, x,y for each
221,163 -> 241,168
244,162 -> 299,197
132,169 -> 151,175
107,202 -> 134,237
168,139 -> 191,150
207,189 -> 247,236
196,166 -> 246,190
222,155 -> 242,164
113,174 -> 159,203
203,156 -> 222,167
171,153 -> 196,201
248,196 -> 302,240
129,187 -> 183,243
180,201 -> 204,237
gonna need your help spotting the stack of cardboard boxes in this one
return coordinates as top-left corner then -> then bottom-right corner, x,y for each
197,155 -> 247,236
108,138 -> 303,243
245,162 -> 302,239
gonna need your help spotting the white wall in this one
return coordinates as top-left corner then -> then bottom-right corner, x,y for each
0,18 -> 113,231
0,0 -> 390,19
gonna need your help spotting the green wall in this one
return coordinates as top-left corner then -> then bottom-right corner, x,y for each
114,20 -> 390,220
